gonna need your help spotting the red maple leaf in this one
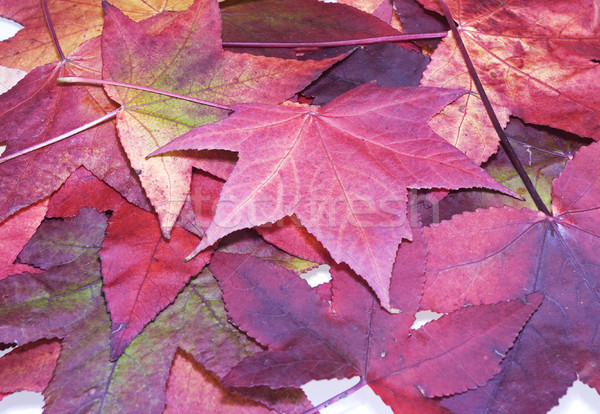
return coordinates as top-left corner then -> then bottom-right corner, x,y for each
420,0 -> 600,156
422,141 -> 600,413
257,216 -> 334,266
0,34 -> 150,223
100,0 -> 341,238
46,167 -> 211,359
153,83 -> 513,309
208,224 -> 541,413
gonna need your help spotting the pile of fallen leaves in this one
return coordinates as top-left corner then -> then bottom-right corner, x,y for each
1,0 -> 599,413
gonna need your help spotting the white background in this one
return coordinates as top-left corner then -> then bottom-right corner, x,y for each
0,10 -> 599,414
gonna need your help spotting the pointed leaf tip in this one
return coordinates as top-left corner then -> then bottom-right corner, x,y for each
154,84 -> 528,308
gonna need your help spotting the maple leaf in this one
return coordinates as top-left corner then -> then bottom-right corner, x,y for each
220,0 -> 403,58
481,118 -> 592,210
0,208 -> 306,412
153,82 -> 513,309
420,0 -> 600,154
417,116 -> 592,226
393,0 -> 503,166
0,208 -> 116,412
100,0 -> 341,238
45,167 -> 210,360
5,0 -> 600,410
102,201 -> 211,359
105,262 -> 313,414
422,141 -> 600,412
115,266 -> 313,414
0,0 -> 193,71
189,169 -> 225,232
208,227 -> 542,413
0,340 -> 61,399
0,34 -> 150,223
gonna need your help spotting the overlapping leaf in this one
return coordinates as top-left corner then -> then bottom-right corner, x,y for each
154,83 -> 513,309
0,0 -> 193,71
46,167 -> 210,360
302,42 -> 430,105
101,0 -> 341,238
0,340 -> 60,399
423,141 -> 600,413
165,351 -> 276,414
0,207 -> 308,412
393,0 -> 447,38
220,0 -> 402,58
420,0 -> 600,161
472,117 -> 591,211
0,199 -> 47,279
0,0 -> 104,71
0,35 -> 150,224
110,265 -> 312,414
217,229 -> 318,274
257,217 -> 334,266
417,116 -> 592,226
2,0 -> 600,411
0,208 -> 115,412
102,202 -> 211,359
209,226 -> 541,413
115,264 -> 313,414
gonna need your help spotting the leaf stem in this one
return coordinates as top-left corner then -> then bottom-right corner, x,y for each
303,378 -> 367,414
0,109 -> 118,164
41,0 -> 66,61
222,32 -> 448,49
57,77 -> 233,111
437,0 -> 551,216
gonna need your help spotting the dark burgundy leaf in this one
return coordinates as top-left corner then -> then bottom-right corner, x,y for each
423,141 -> 600,413
209,223 -> 540,411
221,0 -> 403,58
302,43 -> 430,105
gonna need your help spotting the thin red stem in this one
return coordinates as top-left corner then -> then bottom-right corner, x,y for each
303,379 -> 367,414
222,32 -> 448,49
436,0 -> 551,216
41,0 -> 66,61
57,77 -> 233,111
0,110 -> 118,164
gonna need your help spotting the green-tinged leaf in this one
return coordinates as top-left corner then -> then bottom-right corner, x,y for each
101,0 -> 341,237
